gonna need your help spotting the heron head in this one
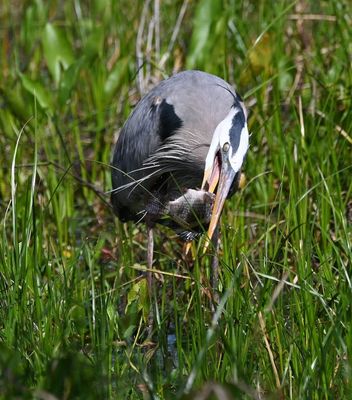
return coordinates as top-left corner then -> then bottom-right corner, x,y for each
201,103 -> 249,241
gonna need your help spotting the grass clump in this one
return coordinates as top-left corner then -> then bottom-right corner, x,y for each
0,0 -> 351,398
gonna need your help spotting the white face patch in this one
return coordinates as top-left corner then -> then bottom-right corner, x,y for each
218,107 -> 249,172
218,107 -> 241,149
228,123 -> 249,172
204,106 -> 249,174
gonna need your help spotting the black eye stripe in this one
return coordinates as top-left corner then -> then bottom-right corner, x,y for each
229,110 -> 245,154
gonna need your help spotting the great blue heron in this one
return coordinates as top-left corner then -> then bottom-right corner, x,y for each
111,70 -> 249,295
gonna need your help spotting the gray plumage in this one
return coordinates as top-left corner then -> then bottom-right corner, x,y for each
111,70 -> 243,233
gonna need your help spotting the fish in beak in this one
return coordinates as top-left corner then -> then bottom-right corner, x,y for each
205,145 -> 237,241
201,105 -> 249,244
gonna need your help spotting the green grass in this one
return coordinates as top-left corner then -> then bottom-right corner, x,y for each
1,0 -> 351,398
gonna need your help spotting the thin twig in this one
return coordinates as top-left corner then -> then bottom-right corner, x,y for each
159,0 -> 190,69
154,0 -> 160,62
258,311 -> 281,389
289,13 -> 336,21
298,95 -> 305,139
265,271 -> 290,312
136,0 -> 151,95
146,15 -> 155,87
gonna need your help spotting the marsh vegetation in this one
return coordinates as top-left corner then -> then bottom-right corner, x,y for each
0,0 -> 351,398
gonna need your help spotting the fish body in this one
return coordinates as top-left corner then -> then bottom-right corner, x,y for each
145,189 -> 215,240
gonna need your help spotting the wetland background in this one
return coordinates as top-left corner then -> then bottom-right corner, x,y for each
0,0 -> 351,398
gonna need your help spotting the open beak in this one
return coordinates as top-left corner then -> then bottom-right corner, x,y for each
201,149 -> 236,244
206,158 -> 236,241
200,107 -> 249,251
201,153 -> 220,193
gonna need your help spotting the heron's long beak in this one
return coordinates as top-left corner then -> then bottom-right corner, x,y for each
201,147 -> 237,252
206,159 -> 236,242
201,154 -> 220,193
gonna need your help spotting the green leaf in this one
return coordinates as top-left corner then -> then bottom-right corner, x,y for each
58,60 -> 83,106
126,277 -> 149,322
83,26 -> 105,61
103,57 -> 129,100
123,325 -> 136,340
19,73 -> 53,112
240,33 -> 273,85
42,23 -> 74,85
0,85 -> 31,122
93,0 -> 111,15
186,0 -> 222,70
248,33 -> 272,73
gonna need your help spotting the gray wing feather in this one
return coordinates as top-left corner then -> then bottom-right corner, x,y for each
111,70 -> 239,221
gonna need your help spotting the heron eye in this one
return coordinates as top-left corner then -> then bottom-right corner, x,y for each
223,142 -> 230,152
